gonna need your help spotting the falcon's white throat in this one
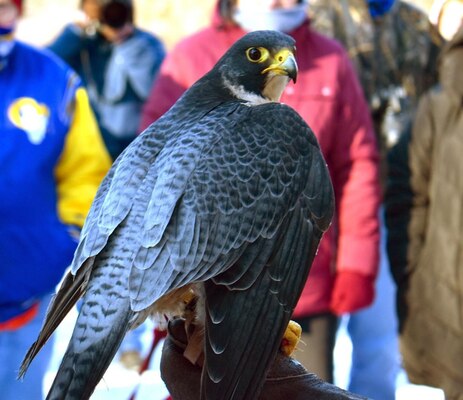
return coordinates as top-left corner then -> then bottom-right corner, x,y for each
224,74 -> 291,105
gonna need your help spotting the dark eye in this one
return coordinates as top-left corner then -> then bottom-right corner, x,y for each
247,47 -> 262,62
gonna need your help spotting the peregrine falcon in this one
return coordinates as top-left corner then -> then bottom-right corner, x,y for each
20,30 -> 334,400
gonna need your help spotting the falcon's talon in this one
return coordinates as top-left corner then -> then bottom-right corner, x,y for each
280,320 -> 302,356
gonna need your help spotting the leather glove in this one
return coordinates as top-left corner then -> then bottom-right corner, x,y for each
160,318 -> 368,400
330,271 -> 375,315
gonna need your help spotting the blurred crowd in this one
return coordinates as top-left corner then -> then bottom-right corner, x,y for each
1,0 -> 462,399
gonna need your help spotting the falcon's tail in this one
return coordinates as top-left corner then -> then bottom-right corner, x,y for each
19,259 -> 94,378
45,294 -> 134,400
43,253 -> 135,400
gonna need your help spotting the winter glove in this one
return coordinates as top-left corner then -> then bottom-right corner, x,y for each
330,271 -> 375,315
160,318 -> 368,400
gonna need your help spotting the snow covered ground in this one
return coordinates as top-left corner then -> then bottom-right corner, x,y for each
44,309 -> 445,400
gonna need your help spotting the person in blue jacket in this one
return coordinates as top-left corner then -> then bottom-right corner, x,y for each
0,0 -> 112,398
48,0 -> 165,161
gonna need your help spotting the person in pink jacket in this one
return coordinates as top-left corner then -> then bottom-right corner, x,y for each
140,0 -> 381,384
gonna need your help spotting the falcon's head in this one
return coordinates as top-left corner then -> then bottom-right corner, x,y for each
214,30 -> 298,104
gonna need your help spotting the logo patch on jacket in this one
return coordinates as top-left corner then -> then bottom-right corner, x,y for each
8,97 -> 50,144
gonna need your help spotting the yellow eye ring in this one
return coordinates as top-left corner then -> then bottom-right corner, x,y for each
246,47 -> 269,63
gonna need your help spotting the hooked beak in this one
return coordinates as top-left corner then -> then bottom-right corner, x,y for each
262,48 -> 298,83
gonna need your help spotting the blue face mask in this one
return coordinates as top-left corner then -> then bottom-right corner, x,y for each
0,25 -> 14,35
233,2 -> 309,33
367,0 -> 395,18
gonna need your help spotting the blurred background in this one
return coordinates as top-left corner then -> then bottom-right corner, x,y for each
11,1 -> 446,399
16,0 -> 432,50
16,0 -> 216,49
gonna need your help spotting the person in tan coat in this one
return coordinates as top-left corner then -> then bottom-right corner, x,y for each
385,26 -> 463,400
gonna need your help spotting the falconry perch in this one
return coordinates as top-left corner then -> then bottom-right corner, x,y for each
20,30 -> 334,400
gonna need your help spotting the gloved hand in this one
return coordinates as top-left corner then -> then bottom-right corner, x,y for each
330,271 -> 375,315
160,318 -> 368,400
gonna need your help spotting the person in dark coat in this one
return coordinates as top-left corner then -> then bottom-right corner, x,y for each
385,26 -> 463,400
